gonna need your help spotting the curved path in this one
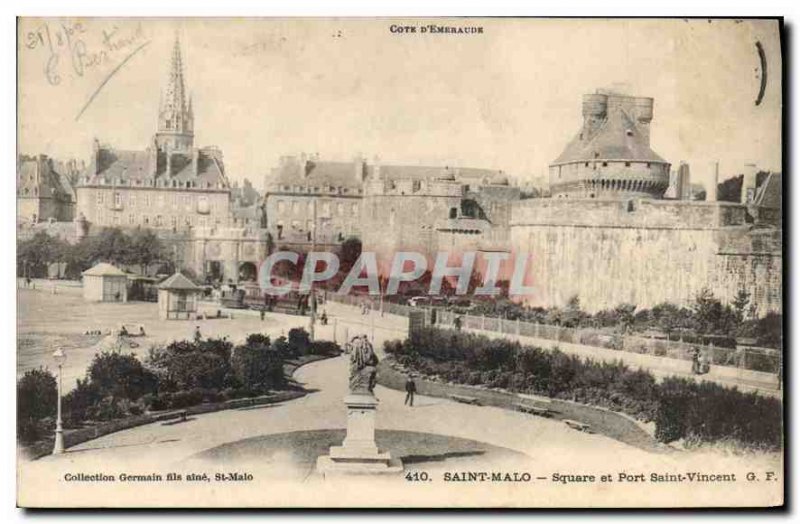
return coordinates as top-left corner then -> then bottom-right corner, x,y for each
20,351 -> 783,508
30,352 -> 774,473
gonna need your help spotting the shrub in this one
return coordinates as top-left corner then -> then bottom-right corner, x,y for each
63,378 -> 101,425
87,396 -> 128,421
309,341 -> 342,356
288,328 -> 311,355
17,368 -> 57,442
147,339 -> 236,392
231,343 -> 286,393
390,327 -> 781,450
245,333 -> 271,347
88,352 -> 158,401
655,378 -> 782,448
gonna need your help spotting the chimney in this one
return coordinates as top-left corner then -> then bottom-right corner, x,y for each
372,155 -> 381,181
678,162 -> 691,200
741,163 -> 757,204
192,148 -> 200,176
353,156 -> 366,182
148,138 -> 158,176
92,138 -> 101,174
707,161 -> 719,202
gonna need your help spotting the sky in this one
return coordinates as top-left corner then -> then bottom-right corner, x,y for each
18,18 -> 782,191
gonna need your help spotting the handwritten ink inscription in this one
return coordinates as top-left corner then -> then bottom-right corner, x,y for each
24,21 -> 145,86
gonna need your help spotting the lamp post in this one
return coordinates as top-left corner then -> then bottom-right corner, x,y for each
52,347 -> 66,455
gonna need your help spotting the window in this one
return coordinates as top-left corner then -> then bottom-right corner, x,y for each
114,192 -> 122,207
292,201 -> 299,214
130,193 -> 136,207
171,216 -> 178,229
277,200 -> 286,213
337,203 -> 344,216
143,215 -> 150,225
625,162 -> 631,167
449,207 -> 458,219
96,192 -> 104,205
322,202 -> 331,216
156,215 -> 163,227
128,214 -> 136,225
158,194 -> 165,207
602,162 -> 608,167
352,203 -> 358,216
112,214 -> 120,225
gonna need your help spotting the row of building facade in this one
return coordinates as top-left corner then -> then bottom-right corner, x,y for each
17,37 -> 782,316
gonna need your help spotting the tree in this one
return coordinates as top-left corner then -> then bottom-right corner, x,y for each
614,303 -> 637,334
88,352 -> 158,401
717,175 -> 743,203
692,288 -> 735,335
84,228 -> 133,267
128,229 -> 167,275
339,237 -> 362,273
17,232 -> 70,277
732,289 -> 751,325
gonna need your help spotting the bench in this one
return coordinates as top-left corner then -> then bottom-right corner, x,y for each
154,409 -> 188,423
563,419 -> 593,433
514,403 -> 553,418
450,394 -> 481,406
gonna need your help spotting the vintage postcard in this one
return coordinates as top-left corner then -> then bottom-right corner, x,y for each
16,17 -> 783,508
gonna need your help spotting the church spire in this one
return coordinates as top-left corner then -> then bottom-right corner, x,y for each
156,32 -> 194,151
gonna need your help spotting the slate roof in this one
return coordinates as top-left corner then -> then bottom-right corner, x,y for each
271,159 -> 362,189
367,164 -> 499,182
268,156 -> 504,190
553,109 -> 667,166
158,272 -> 201,290
83,262 -> 127,277
84,146 -> 228,189
17,157 -> 73,200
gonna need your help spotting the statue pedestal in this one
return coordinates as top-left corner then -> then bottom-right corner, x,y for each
316,394 -> 403,476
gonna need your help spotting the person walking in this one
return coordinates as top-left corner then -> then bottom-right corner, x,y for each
193,325 -> 202,343
404,375 -> 417,407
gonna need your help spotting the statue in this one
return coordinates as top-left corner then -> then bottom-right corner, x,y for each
348,335 -> 378,395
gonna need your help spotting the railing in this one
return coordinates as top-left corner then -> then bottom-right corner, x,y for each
325,294 -> 781,375
434,309 -> 781,375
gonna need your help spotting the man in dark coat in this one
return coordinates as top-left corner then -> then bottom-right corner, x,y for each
404,375 -> 417,407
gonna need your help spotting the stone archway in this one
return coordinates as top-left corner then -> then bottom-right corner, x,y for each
239,261 -> 258,282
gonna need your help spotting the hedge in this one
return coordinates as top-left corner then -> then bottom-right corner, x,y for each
387,327 -> 782,450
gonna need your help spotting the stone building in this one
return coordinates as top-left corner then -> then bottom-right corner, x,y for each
549,90 -> 671,199
17,154 -> 76,223
360,164 -> 520,262
508,90 -> 782,316
263,154 -> 365,247
74,37 -> 232,232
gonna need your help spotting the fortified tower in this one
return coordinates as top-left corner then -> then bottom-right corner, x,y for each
549,90 -> 670,199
